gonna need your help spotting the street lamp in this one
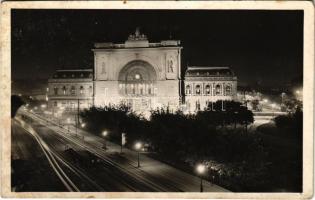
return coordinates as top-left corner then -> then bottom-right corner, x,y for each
102,130 -> 108,150
196,164 -> 206,192
263,99 -> 268,103
296,90 -> 300,95
81,123 -> 86,128
134,142 -> 142,168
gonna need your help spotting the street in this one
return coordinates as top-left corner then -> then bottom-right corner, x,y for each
12,110 -> 229,192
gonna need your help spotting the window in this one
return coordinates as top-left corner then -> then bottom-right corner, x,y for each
80,86 -> 84,94
54,101 -> 57,107
132,84 -> 135,94
185,85 -> 191,95
62,86 -> 66,95
225,85 -> 232,95
135,74 -> 141,80
196,100 -> 201,111
195,85 -> 201,95
140,84 -> 143,95
205,85 -> 211,95
54,87 -> 58,95
71,86 -> 75,95
215,84 -> 221,95
89,86 -> 93,94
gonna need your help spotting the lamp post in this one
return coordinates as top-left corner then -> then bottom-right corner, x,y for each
134,142 -> 142,168
102,130 -> 108,150
196,164 -> 206,192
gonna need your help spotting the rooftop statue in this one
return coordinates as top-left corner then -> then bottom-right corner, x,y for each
128,27 -> 148,41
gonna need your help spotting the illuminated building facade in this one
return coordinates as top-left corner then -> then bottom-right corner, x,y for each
184,67 -> 237,112
47,29 -> 237,114
92,28 -> 182,112
47,69 -> 94,116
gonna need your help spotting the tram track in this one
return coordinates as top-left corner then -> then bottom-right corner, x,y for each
24,111 -> 183,192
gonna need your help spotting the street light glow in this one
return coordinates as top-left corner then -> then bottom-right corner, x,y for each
102,130 -> 108,137
134,142 -> 142,150
81,123 -> 86,128
263,99 -> 268,103
296,90 -> 300,94
196,164 -> 206,175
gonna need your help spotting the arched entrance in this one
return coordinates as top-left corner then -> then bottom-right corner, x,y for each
118,60 -> 157,111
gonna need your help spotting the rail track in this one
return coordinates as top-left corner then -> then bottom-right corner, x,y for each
22,111 -> 183,192
15,117 -> 104,192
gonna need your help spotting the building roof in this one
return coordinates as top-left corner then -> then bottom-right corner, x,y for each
185,66 -> 235,77
93,28 -> 181,49
51,69 -> 93,79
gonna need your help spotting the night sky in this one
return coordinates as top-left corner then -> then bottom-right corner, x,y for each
12,9 -> 303,86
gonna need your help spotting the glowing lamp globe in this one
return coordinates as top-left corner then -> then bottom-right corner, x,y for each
102,131 -> 108,137
135,142 -> 142,150
196,164 -> 206,174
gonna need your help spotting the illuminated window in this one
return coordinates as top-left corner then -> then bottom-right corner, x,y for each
196,100 -> 201,111
135,74 -> 141,80
215,84 -> 221,95
225,85 -> 231,95
195,85 -> 201,95
62,86 -> 66,95
185,85 -> 191,95
80,86 -> 84,94
205,85 -> 211,95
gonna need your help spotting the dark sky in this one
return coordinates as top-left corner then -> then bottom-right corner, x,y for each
12,9 -> 303,86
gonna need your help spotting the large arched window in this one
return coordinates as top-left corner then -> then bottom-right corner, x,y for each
195,85 -> 201,95
118,60 -> 157,96
215,84 -> 221,95
205,84 -> 211,95
185,85 -> 191,95
225,85 -> 232,96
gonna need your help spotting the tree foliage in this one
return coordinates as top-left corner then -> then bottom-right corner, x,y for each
11,95 -> 25,118
79,101 -> 302,192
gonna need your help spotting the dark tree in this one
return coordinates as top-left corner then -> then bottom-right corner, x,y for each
11,95 -> 25,118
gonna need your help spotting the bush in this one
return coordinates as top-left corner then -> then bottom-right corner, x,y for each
274,108 -> 302,139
